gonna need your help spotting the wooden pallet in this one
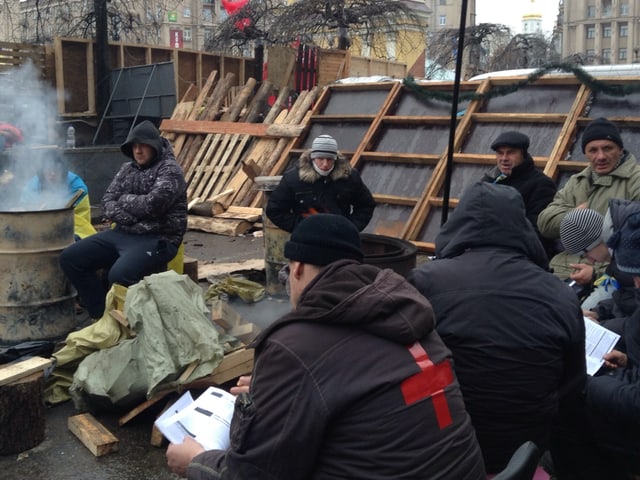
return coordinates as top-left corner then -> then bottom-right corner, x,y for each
160,74 -> 314,235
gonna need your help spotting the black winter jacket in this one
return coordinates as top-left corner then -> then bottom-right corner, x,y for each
482,154 -> 558,258
103,121 -> 187,246
408,181 -> 586,473
188,260 -> 486,480
587,288 -> 640,428
266,151 -> 375,232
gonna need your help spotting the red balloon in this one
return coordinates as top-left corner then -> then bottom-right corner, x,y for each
221,0 -> 249,15
234,18 -> 252,31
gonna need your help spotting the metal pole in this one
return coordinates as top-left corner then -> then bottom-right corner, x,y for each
441,0 -> 468,225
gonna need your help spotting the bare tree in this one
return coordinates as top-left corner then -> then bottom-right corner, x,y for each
2,0 -> 180,44
207,0 -> 426,55
426,23 -> 512,79
489,33 -> 560,71
426,24 -> 565,79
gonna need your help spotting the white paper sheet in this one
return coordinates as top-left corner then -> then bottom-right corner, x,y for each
154,386 -> 236,450
584,316 -> 621,376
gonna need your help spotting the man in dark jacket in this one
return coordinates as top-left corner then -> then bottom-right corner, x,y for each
482,130 -> 558,259
407,181 -> 586,474
551,203 -> 640,479
166,214 -> 486,480
59,120 -> 187,319
266,134 -> 375,233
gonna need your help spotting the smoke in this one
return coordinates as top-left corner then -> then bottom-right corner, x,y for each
0,61 -> 73,211
0,60 -> 58,146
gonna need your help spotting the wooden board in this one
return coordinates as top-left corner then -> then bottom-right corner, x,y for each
119,349 -> 254,427
0,356 -> 53,386
68,413 -> 119,456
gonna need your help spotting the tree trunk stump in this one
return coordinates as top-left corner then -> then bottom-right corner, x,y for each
0,371 -> 45,455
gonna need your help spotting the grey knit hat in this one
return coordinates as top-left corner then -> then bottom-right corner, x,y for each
310,135 -> 338,160
560,208 -> 604,254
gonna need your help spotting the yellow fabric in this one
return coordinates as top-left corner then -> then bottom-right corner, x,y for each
74,194 -> 97,239
44,284 -> 133,404
167,241 -> 184,274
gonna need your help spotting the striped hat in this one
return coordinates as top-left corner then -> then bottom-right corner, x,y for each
310,135 -> 338,160
560,208 -> 604,254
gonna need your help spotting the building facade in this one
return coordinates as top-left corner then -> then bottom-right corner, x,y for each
0,0 -> 221,51
561,0 -> 640,64
426,0 -> 477,30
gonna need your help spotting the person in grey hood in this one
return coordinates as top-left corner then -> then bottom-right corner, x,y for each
166,214 -> 486,480
407,181 -> 586,474
59,120 -> 187,319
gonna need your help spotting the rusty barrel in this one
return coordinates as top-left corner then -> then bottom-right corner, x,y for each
0,207 -> 76,346
254,176 -> 289,296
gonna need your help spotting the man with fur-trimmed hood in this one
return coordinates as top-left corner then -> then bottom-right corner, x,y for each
266,134 -> 375,233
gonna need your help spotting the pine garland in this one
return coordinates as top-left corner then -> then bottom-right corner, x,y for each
403,62 -> 640,103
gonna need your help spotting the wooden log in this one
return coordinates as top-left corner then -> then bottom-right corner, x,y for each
183,255 -> 199,283
215,210 -> 261,222
68,413 -> 119,456
187,215 -> 252,236
198,258 -> 265,281
0,371 -> 46,455
189,201 -> 217,217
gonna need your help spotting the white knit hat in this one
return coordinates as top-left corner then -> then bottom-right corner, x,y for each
560,208 -> 604,254
310,135 -> 338,160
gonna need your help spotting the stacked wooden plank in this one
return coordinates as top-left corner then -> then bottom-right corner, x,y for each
160,71 -> 317,236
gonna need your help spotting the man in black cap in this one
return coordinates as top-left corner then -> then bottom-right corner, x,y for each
483,130 -> 558,258
538,117 -> 640,284
166,213 -> 486,480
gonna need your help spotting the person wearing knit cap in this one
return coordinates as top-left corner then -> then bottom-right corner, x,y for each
560,208 -> 609,263
483,130 -> 558,259
550,204 -> 640,480
266,134 -> 375,233
538,116 -> 640,283
167,213 -> 486,480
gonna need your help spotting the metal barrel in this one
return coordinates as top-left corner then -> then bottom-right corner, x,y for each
254,176 -> 289,296
0,207 -> 76,346
360,233 -> 418,278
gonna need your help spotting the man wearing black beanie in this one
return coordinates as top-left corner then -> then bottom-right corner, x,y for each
167,214 -> 486,480
538,117 -> 640,286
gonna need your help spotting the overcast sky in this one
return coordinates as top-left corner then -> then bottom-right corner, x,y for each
475,0 -> 560,34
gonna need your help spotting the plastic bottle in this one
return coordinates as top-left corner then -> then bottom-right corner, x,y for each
66,125 -> 76,148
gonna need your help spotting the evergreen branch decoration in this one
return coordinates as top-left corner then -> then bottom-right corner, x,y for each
403,62 -> 640,104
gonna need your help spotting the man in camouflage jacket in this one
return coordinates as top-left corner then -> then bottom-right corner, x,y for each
60,120 -> 187,319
